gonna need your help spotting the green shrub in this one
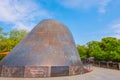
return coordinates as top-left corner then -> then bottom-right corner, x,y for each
0,54 -> 6,61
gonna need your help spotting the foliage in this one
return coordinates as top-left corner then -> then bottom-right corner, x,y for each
0,27 -> 28,60
0,54 -> 6,60
78,37 -> 120,62
0,27 -> 28,52
0,27 -> 8,40
10,29 -> 27,40
77,45 -> 88,59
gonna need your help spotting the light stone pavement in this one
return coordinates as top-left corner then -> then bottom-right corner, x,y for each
0,67 -> 120,80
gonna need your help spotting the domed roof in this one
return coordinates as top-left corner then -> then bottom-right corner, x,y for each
0,19 -> 82,66
0,19 -> 83,77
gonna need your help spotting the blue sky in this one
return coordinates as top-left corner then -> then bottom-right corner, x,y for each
0,0 -> 120,45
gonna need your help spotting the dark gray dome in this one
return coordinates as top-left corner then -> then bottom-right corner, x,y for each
0,19 -> 83,78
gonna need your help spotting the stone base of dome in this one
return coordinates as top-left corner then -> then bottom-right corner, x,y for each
0,65 -> 92,78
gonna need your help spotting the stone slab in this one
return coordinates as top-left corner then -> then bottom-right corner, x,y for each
118,63 -> 120,70
24,66 -> 50,78
109,63 -> 119,70
0,66 -> 2,77
1,66 -> 24,77
94,62 -> 100,67
0,67 -> 120,80
51,66 -> 69,77
69,66 -> 83,75
100,62 -> 107,68
0,65 -> 86,78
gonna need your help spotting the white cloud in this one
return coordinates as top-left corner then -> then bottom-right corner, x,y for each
12,22 -> 32,31
110,20 -> 120,39
57,0 -> 112,13
0,0 -> 51,31
111,23 -> 120,33
98,0 -> 111,13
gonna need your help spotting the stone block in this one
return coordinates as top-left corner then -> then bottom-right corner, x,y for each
1,66 -> 24,77
118,63 -> 120,70
109,63 -> 119,70
24,66 -> 50,78
94,61 -> 100,67
100,62 -> 107,68
51,66 -> 69,77
69,66 -> 83,75
83,64 -> 93,73
0,66 -> 2,77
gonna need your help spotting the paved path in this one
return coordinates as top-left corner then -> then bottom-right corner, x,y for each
0,67 -> 120,80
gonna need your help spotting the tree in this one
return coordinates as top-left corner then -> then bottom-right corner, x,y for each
0,28 -> 28,52
0,54 -> 6,60
0,27 -> 28,60
87,41 -> 101,58
90,45 -> 107,61
77,45 -> 88,59
100,37 -> 120,61
0,27 -> 9,52
10,29 -> 28,40
0,27 -> 8,40
9,29 -> 28,48
101,37 -> 118,52
86,37 -> 120,62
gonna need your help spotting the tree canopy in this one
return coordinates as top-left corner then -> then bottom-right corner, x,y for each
77,37 -> 120,62
0,27 -> 28,52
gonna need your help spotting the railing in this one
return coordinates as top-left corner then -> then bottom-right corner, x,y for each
82,58 -> 120,70
93,61 -> 120,70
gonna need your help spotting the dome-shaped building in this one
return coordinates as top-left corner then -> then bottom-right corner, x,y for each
0,19 -> 83,77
